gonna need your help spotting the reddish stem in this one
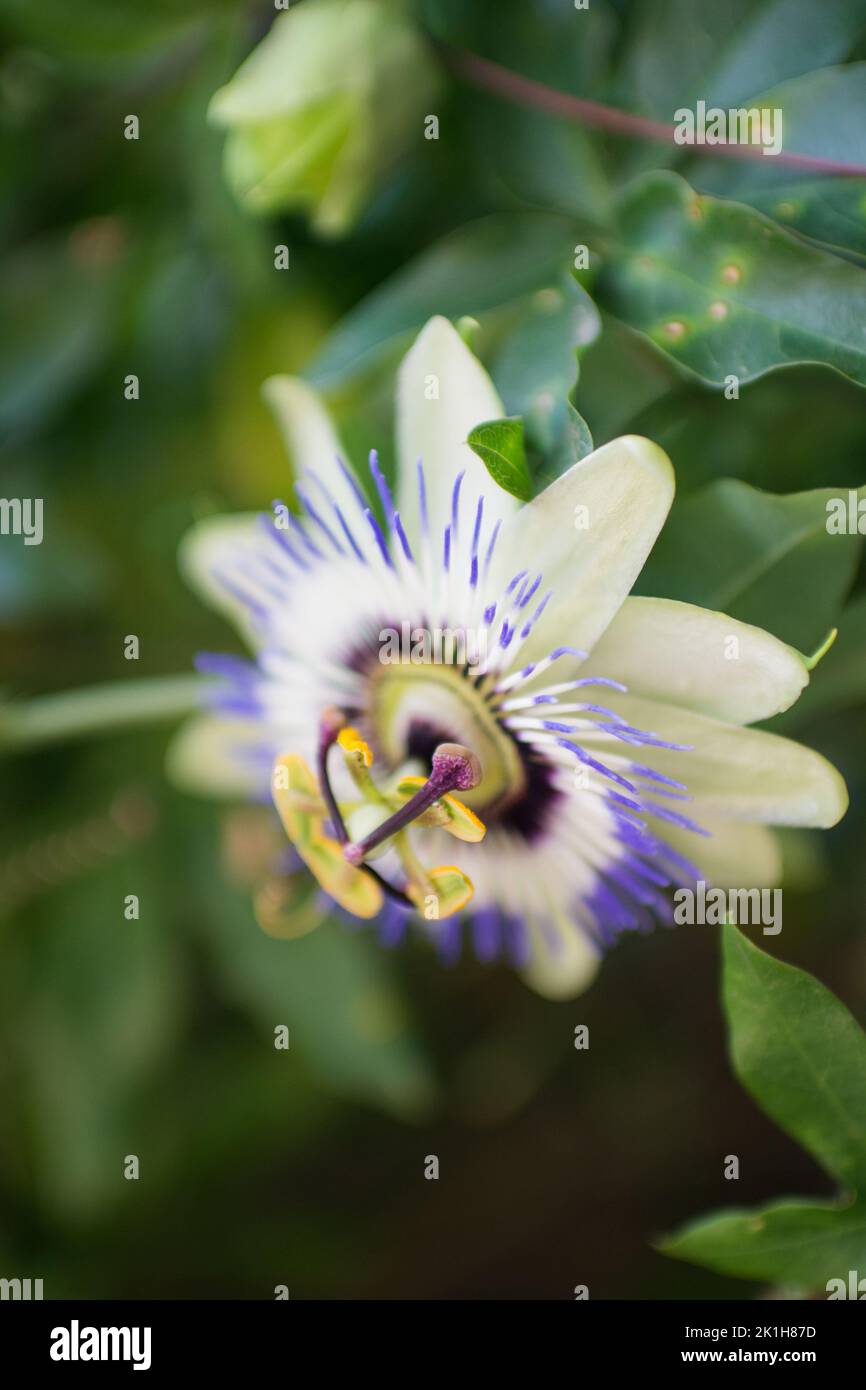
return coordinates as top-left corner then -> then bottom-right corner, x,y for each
442,44 -> 866,178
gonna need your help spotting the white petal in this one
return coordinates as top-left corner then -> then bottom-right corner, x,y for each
580,693 -> 848,828
166,714 -> 269,799
655,815 -> 782,888
262,374 -> 365,523
520,916 -> 601,1000
583,596 -> 809,725
178,514 -> 260,643
493,435 -> 675,667
395,315 -> 518,549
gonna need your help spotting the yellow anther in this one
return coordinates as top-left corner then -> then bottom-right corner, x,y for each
393,776 -> 486,841
271,753 -> 383,918
441,794 -> 486,842
337,726 -> 374,767
408,865 -> 475,919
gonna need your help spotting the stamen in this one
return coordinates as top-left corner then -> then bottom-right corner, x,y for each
337,726 -> 373,767
317,711 -> 415,909
344,743 -> 482,864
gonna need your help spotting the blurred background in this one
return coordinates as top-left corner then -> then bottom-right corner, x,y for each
1,0 -> 865,1299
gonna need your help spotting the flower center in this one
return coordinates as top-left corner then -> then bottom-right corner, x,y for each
368,660 -> 527,817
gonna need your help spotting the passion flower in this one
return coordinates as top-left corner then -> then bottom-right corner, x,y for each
173,317 -> 847,996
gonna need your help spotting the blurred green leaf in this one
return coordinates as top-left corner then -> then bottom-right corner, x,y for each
628,363 -> 866,497
661,926 -> 866,1286
744,179 -> 866,261
18,847 -> 184,1221
0,0 -> 209,73
422,0 -> 618,221
638,479 -> 864,651
200,860 -> 437,1120
597,171 -> 866,388
0,522 -> 109,620
691,65 -> 866,259
490,277 -> 600,458
531,402 -> 594,492
474,104 -> 615,226
577,314 -> 680,444
467,417 -> 531,502
307,214 -> 576,386
694,64 -> 866,183
0,240 -> 114,438
616,0 -> 865,119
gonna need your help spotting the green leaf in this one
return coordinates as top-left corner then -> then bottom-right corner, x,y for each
745,179 -> 866,261
577,314 -> 681,444
637,479 -> 864,651
691,66 -> 866,259
615,0 -> 866,121
0,240 -> 114,438
467,417 -> 532,502
307,214 -> 576,386
19,841 -> 184,1221
722,925 -> 866,1190
424,0 -> 617,222
597,171 -> 866,388
199,852 -> 437,1121
695,65 -> 866,186
661,1196 -> 866,1287
0,0 -> 208,74
531,402 -> 594,491
624,363 -> 866,498
490,277 -> 600,457
660,926 -> 866,1286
